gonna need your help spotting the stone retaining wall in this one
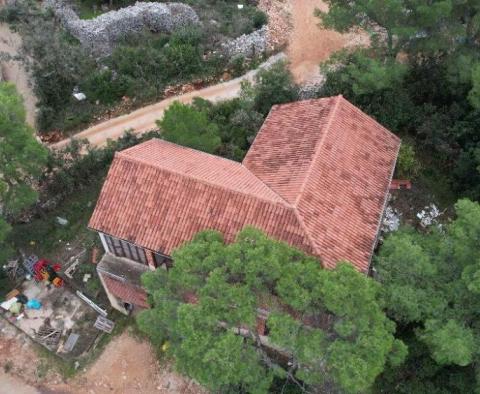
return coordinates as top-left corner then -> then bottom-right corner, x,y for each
44,0 -> 200,56
221,25 -> 268,58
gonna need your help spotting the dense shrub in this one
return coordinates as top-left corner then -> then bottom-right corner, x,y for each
395,142 -> 421,179
157,101 -> 221,153
2,0 -> 265,134
251,61 -> 299,115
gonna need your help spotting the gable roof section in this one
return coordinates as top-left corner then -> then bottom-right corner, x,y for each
89,96 -> 400,272
89,139 -> 313,257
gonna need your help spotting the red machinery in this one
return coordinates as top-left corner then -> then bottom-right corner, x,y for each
33,259 -> 63,287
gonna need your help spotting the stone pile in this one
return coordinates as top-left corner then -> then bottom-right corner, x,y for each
221,25 -> 268,58
44,0 -> 200,56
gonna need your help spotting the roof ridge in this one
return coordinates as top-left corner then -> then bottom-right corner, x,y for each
120,138 -> 248,168
340,98 -> 401,143
115,151 -> 290,207
293,95 -> 343,207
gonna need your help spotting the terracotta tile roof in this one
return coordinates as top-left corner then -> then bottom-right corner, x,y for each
102,275 -> 149,308
89,140 -> 312,256
89,96 -> 400,272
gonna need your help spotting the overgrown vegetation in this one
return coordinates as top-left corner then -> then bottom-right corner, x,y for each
0,0 -> 267,134
316,0 -> 480,202
138,228 -> 405,393
374,199 -> 480,393
158,61 -> 298,160
0,82 -> 47,263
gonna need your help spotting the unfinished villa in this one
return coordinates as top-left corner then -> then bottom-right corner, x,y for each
88,95 -> 401,314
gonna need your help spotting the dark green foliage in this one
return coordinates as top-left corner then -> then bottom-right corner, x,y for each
192,96 -> 263,160
0,82 -> 48,263
157,101 -> 221,153
138,228 -> 404,393
251,61 -> 299,115
80,69 -> 128,105
375,199 -> 480,392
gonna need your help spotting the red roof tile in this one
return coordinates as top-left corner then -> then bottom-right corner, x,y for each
89,96 -> 400,272
102,275 -> 149,308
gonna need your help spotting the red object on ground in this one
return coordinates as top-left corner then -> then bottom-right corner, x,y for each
32,259 -> 61,281
33,259 -> 49,281
390,179 -> 412,190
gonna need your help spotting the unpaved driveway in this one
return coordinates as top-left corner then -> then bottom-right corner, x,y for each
287,0 -> 368,83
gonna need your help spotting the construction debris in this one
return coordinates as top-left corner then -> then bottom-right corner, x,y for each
417,204 -> 443,228
35,321 -> 62,348
63,333 -> 80,352
382,205 -> 401,233
56,216 -> 69,226
94,315 -> 115,333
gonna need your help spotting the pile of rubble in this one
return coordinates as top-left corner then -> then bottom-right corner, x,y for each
221,25 -> 268,58
44,0 -> 200,56
258,0 -> 292,50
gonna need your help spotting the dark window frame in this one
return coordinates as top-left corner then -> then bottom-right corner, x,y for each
153,252 -> 172,268
104,234 -> 147,265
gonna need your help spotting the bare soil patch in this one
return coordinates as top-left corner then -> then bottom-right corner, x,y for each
286,0 -> 368,83
0,324 -> 205,394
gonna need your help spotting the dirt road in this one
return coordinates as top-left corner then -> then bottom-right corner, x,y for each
0,24 -> 37,127
287,0 -> 344,83
52,53 -> 286,149
287,0 -> 367,83
52,0 -> 366,149
0,319 -> 204,394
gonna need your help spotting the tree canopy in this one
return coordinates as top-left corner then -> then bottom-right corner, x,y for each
317,0 -> 480,58
0,82 -> 47,261
138,227 -> 405,393
317,0 -> 480,201
157,101 -> 221,153
375,199 -> 480,392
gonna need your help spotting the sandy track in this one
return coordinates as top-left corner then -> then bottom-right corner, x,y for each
0,324 -> 204,394
0,23 -> 37,127
52,54 -> 286,149
287,0 -> 345,83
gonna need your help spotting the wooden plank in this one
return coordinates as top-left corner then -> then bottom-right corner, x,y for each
76,291 -> 108,317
